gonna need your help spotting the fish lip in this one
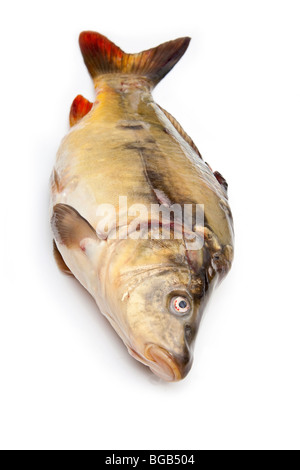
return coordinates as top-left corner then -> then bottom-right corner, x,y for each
144,344 -> 182,382
127,344 -> 192,382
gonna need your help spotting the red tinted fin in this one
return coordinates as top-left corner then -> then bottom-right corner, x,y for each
214,171 -> 228,192
79,31 -> 191,87
69,95 -> 93,127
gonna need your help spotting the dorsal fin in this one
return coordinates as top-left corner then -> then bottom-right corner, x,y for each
214,171 -> 228,192
158,105 -> 202,157
79,31 -> 191,88
70,95 -> 93,127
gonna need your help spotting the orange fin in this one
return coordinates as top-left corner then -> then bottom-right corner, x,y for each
158,105 -> 202,158
79,31 -> 191,87
51,204 -> 99,248
69,95 -> 93,127
53,240 -> 73,276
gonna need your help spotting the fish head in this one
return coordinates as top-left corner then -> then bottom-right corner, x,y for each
123,269 -> 201,382
104,238 -> 212,382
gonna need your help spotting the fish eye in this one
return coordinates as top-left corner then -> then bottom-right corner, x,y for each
170,296 -> 191,315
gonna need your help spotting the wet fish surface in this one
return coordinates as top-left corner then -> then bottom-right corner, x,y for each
50,31 -> 234,382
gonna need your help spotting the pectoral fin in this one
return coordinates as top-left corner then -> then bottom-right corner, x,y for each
51,203 -> 99,250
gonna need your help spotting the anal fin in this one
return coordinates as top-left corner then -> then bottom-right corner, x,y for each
53,240 -> 73,276
70,95 -> 93,127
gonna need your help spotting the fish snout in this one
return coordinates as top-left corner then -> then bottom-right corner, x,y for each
145,344 -> 192,382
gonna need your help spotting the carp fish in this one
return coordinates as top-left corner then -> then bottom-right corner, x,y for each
50,31 -> 234,382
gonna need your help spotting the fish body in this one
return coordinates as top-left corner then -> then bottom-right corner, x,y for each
51,31 -> 234,381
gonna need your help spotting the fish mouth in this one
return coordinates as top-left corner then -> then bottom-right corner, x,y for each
127,344 -> 192,382
144,344 -> 183,382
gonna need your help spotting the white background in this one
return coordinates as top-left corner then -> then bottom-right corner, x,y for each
1,0 -> 300,450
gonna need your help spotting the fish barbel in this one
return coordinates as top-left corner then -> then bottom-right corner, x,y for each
50,31 -> 234,381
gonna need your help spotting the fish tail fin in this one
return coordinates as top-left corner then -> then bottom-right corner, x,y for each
79,31 -> 191,88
